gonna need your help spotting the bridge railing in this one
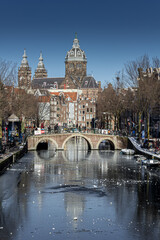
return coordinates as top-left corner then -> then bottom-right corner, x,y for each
32,128 -> 118,136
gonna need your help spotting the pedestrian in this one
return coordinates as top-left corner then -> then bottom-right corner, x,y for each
48,125 -> 51,134
41,122 -> 44,129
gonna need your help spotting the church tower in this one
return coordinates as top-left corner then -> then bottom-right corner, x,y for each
65,34 -> 87,87
18,49 -> 32,89
34,51 -> 48,79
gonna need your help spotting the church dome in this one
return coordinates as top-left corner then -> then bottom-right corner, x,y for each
65,34 -> 87,62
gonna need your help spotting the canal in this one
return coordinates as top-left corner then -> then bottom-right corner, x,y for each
0,138 -> 160,240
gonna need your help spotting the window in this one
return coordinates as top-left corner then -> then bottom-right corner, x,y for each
83,111 -> 85,115
86,114 -> 89,119
82,116 -> 85,121
86,103 -> 88,106
79,110 -> 81,114
90,114 -> 93,119
79,116 -> 81,121
87,108 -> 89,112
83,105 -> 85,108
90,108 -> 92,112
77,63 -> 82,68
79,105 -> 81,109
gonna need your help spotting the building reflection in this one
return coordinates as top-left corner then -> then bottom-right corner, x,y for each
64,192 -> 85,228
31,137 -> 117,227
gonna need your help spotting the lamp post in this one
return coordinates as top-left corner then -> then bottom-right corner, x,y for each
103,112 -> 106,129
0,118 -> 2,152
94,119 -> 98,134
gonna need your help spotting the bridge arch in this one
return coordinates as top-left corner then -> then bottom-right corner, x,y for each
62,134 -> 93,150
35,137 -> 58,150
96,137 -> 115,150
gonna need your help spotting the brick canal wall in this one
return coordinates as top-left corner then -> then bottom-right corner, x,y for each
0,144 -> 28,175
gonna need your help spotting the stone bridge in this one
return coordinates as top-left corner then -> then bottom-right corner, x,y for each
27,133 -> 128,151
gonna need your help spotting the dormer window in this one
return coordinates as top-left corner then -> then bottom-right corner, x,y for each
70,51 -> 74,56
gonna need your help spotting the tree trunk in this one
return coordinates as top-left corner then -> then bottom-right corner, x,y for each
138,112 -> 142,138
147,112 -> 150,139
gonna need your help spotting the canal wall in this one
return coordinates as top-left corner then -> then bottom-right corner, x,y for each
0,144 -> 28,175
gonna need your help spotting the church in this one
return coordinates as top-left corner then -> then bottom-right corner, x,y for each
18,34 -> 101,129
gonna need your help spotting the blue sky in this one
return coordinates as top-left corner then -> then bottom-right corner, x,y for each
1,0 -> 160,86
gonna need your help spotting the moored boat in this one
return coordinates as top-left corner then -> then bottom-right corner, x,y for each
136,155 -> 147,163
142,159 -> 160,167
121,149 -> 135,155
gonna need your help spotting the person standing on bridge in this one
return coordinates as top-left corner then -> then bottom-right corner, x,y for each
48,125 -> 51,134
41,122 -> 44,129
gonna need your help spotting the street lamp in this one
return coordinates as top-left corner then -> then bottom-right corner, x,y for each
103,112 -> 106,129
94,119 -> 98,133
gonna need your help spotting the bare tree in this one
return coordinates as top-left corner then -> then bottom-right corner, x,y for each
124,54 -> 150,87
0,59 -> 17,86
38,96 -> 50,122
152,56 -> 160,68
123,55 -> 160,138
97,82 -> 125,131
0,59 -> 17,121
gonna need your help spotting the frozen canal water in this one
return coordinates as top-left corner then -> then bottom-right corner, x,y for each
0,138 -> 160,240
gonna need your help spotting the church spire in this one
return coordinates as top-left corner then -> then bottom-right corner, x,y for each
18,49 -> 31,89
72,34 -> 80,49
20,49 -> 29,68
34,51 -> 48,79
37,51 -> 45,69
